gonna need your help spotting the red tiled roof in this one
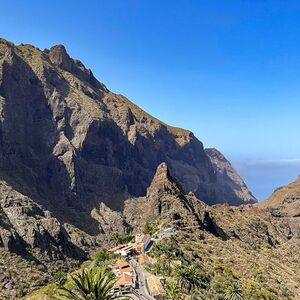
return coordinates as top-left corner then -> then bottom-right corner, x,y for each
109,244 -> 125,252
120,267 -> 132,274
116,273 -> 132,287
115,261 -> 130,269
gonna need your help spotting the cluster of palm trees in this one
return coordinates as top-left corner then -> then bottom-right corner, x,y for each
150,238 -> 244,300
173,264 -> 209,294
164,271 -> 244,300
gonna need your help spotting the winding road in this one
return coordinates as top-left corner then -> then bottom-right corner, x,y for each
129,258 -> 156,300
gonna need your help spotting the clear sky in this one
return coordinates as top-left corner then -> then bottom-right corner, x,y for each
1,0 -> 300,200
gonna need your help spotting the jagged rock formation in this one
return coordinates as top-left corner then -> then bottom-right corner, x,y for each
123,162 -> 228,238
205,148 -> 256,204
0,38 -> 256,256
132,164 -> 300,298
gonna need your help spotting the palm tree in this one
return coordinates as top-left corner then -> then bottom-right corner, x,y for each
224,283 -> 244,300
173,264 -> 209,293
56,267 -> 119,300
150,262 -> 162,275
165,282 -> 183,300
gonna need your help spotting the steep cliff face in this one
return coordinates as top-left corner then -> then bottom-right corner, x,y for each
3,38 -> 300,300
123,163 -> 205,228
0,38 -> 255,222
205,148 -> 256,204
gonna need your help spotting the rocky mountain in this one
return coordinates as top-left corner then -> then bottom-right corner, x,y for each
0,37 -> 256,247
0,37 -> 255,210
1,37 -> 300,300
0,38 -> 259,298
258,175 -> 300,239
261,175 -> 300,217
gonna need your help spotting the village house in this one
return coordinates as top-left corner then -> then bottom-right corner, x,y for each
113,260 -> 137,292
135,234 -> 151,253
109,243 -> 136,257
113,261 -> 133,276
108,244 -> 125,254
116,273 -> 133,289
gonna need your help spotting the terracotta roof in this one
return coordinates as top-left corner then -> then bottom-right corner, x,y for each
115,261 -> 130,269
109,244 -> 125,252
120,267 -> 132,274
116,273 -> 132,287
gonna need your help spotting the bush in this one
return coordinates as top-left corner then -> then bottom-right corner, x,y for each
93,249 -> 109,265
142,221 -> 160,235
110,233 -> 135,245
54,271 -> 67,285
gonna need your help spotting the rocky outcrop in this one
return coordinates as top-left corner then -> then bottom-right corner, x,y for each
261,176 -> 300,216
205,148 -> 256,205
0,179 -> 91,258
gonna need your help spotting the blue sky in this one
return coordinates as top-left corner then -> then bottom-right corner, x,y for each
1,0 -> 300,199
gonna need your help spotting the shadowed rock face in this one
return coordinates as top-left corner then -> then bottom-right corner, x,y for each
123,162 -> 228,240
0,39 -> 257,279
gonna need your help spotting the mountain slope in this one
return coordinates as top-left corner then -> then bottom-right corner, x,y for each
0,38 -> 255,213
261,175 -> 300,216
259,175 -> 300,239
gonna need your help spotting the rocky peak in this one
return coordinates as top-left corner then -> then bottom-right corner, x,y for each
47,43 -> 107,91
146,162 -> 184,199
49,44 -> 73,70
